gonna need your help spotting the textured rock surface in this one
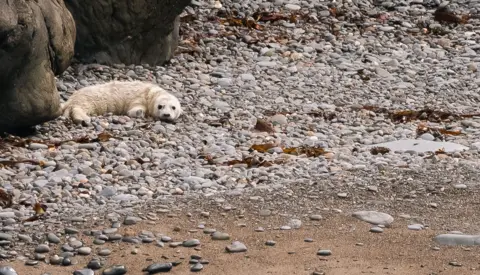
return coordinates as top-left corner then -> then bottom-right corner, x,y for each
0,0 -> 76,134
64,0 -> 191,66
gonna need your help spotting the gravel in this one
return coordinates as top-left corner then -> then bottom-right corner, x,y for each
1,0 -> 480,273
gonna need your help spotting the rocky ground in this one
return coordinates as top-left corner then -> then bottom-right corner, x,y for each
1,0 -> 480,274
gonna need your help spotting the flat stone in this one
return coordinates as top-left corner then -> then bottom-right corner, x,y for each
317,249 -> 332,256
0,212 -> 15,219
182,239 -> 201,247
408,224 -> 424,231
25,260 -> 38,266
87,259 -> 103,270
288,219 -> 302,229
145,262 -> 173,273
434,234 -> 480,246
50,255 -> 62,265
65,228 -> 79,234
226,241 -> 247,253
265,240 -> 276,246
98,249 -> 111,256
370,226 -> 384,233
73,269 -> 94,275
35,244 -> 50,253
285,3 -> 301,11
191,263 -> 203,272
309,215 -> 322,221
352,211 -> 394,226
0,233 -> 13,241
211,232 -> 230,240
47,233 -> 61,244
78,247 -> 92,255
102,265 -> 127,275
124,216 -> 141,225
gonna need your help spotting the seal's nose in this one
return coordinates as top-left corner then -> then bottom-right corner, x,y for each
162,113 -> 171,118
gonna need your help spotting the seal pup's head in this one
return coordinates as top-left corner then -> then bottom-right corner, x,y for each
152,90 -> 183,122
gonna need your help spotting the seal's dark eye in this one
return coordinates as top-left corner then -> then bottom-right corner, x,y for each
158,105 -> 163,109
172,106 -> 176,110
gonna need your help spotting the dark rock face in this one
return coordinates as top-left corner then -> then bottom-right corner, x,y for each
0,0 -> 76,134
64,0 -> 192,66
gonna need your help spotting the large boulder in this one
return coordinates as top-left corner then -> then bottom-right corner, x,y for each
0,0 -> 76,134
64,0 -> 192,66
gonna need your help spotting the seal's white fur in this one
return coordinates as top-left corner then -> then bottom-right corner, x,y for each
61,81 -> 183,125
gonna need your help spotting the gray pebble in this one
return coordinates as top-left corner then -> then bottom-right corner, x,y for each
65,227 -> 79,234
145,262 -> 172,273
102,265 -> 127,275
211,232 -> 230,240
47,233 -> 61,244
73,269 -> 94,275
265,240 -> 276,246
191,263 -> 204,272
352,211 -> 394,226
50,255 -> 62,265
78,247 -> 92,255
226,241 -> 247,253
317,249 -> 332,256
35,244 -> 50,253
183,239 -> 201,247
309,215 -> 322,221
98,249 -> 112,256
0,266 -> 18,275
407,224 -> 424,231
434,234 -> 480,246
370,226 -> 384,233
124,216 -> 141,225
87,259 -> 103,270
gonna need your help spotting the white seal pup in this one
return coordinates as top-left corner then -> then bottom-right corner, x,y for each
61,81 -> 183,125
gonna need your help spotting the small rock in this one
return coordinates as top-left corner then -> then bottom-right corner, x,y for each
265,240 -> 276,246
35,244 -> 50,253
407,224 -> 424,231
352,211 -> 394,226
103,265 -> 127,275
124,216 -> 141,225
183,239 -> 201,247
78,247 -> 92,255
370,226 -> 384,233
145,262 -> 173,273
434,234 -> 480,246
98,249 -> 111,256
211,232 -> 230,240
191,263 -> 203,272
317,250 -> 332,256
288,219 -> 302,229
62,257 -> 72,266
87,259 -> 103,270
25,260 -> 38,266
226,241 -> 247,253
65,228 -> 79,234
50,255 -> 62,265
73,269 -> 94,275
309,215 -> 322,221
285,3 -> 301,11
